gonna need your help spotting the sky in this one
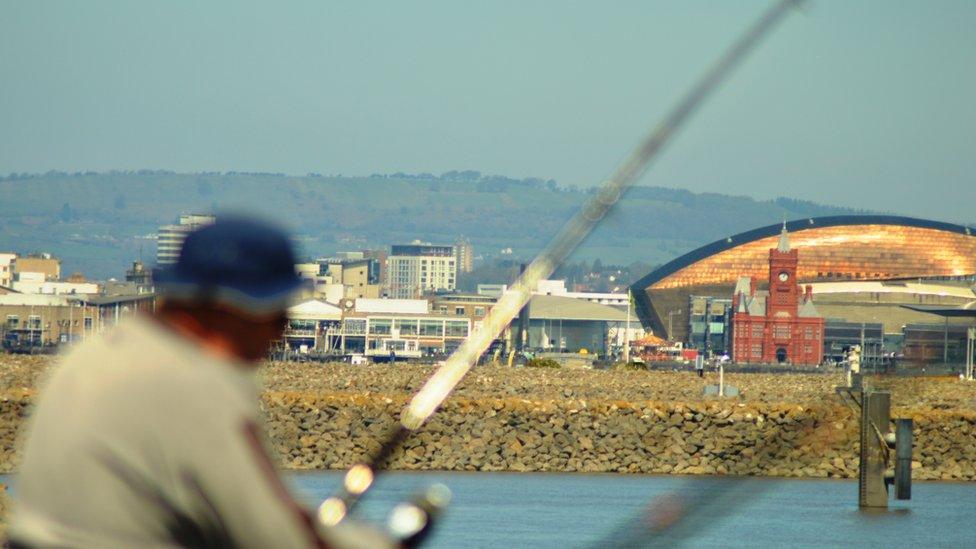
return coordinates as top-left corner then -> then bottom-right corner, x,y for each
1,1 -> 974,222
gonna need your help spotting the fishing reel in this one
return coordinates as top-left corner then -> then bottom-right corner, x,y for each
317,482 -> 451,547
385,484 -> 452,548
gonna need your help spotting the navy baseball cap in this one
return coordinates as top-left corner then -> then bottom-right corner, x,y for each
154,216 -> 308,315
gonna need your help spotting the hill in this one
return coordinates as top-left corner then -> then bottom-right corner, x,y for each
0,171 -> 870,279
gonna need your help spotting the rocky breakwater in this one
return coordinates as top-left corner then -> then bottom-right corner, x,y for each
259,363 -> 976,481
0,357 -> 974,480
263,393 -> 867,478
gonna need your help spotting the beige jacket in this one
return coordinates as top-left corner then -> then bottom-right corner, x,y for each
9,316 -> 375,548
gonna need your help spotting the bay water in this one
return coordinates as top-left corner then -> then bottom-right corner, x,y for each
291,471 -> 975,548
3,471 -> 972,547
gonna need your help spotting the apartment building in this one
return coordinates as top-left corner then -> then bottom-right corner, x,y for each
455,238 -> 474,274
156,214 -> 215,266
0,253 -> 14,288
387,243 -> 456,299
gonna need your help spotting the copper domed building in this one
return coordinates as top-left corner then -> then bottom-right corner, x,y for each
631,216 -> 976,343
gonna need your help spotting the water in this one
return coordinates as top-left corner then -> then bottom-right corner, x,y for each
3,471 -> 973,547
289,471 -> 976,548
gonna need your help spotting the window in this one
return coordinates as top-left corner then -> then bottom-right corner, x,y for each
288,320 -> 315,332
5,315 -> 18,329
369,318 -> 392,335
420,320 -> 443,337
455,306 -> 465,316
396,318 -> 418,336
474,306 -> 485,316
28,315 -> 41,329
438,306 -> 448,314
445,320 -> 468,337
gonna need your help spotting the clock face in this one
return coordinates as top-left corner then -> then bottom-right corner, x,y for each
778,271 -> 789,282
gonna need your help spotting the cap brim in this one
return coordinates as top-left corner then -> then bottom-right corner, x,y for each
155,270 -> 311,316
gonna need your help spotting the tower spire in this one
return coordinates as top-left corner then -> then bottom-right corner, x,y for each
777,220 -> 791,252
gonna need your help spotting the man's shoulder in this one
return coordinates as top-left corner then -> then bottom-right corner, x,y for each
53,318 -> 254,405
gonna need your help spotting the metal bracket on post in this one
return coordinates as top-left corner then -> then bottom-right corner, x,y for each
894,418 -> 913,500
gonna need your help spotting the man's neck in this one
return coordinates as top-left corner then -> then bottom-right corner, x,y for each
155,313 -> 247,364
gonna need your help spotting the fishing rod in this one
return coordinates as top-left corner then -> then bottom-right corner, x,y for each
317,0 -> 805,530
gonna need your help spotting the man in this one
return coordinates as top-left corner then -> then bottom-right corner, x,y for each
10,217 -> 389,548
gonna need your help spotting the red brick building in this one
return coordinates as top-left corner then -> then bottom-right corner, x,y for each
731,224 -> 824,365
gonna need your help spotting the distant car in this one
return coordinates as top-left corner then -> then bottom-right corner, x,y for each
348,353 -> 368,365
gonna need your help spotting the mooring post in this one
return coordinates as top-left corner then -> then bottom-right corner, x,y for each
837,383 -> 911,509
859,390 -> 890,508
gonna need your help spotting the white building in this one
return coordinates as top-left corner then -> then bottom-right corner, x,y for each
533,279 -> 630,307
387,243 -> 456,299
283,299 -> 344,353
156,214 -> 216,266
12,279 -> 100,295
0,253 -> 15,288
477,284 -> 508,298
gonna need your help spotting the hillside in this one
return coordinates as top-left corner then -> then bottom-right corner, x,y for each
0,171 -> 869,279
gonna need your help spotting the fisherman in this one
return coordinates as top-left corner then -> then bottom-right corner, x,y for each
9,216 -> 390,548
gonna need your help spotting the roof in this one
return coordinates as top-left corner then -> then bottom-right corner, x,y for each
798,299 -> 820,318
632,334 -> 668,346
631,215 -> 976,293
528,294 -> 629,322
82,293 -> 156,306
777,222 -> 791,252
900,301 -> 976,318
355,298 -> 429,314
0,294 -> 73,307
809,281 -> 976,299
288,299 -> 343,320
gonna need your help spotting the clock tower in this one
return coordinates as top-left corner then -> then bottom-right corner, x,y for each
767,222 -> 799,318
731,221 -> 824,365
